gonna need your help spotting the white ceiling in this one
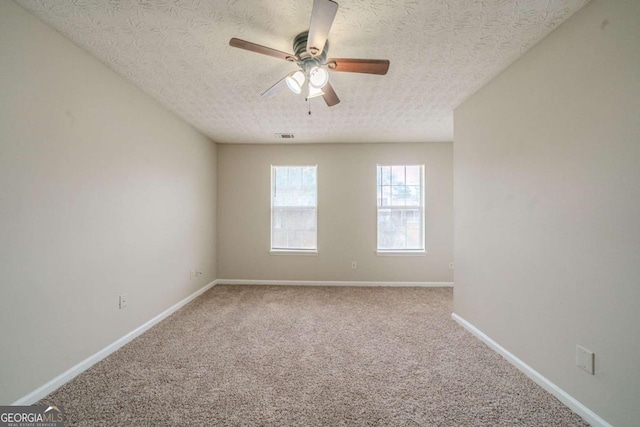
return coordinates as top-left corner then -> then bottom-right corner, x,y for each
15,0 -> 588,144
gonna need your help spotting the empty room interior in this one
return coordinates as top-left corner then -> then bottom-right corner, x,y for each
1,0 -> 638,425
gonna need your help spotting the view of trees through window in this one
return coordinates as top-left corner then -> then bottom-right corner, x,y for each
377,165 -> 424,251
271,166 -> 317,251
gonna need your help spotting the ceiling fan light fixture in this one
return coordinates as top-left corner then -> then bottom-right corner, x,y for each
307,84 -> 325,99
308,66 -> 329,89
230,0 -> 388,108
286,70 -> 306,94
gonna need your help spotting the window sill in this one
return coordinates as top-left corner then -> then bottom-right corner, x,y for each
376,250 -> 426,257
270,250 -> 319,256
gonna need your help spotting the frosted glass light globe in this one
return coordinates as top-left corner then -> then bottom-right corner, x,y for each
308,66 -> 329,89
286,71 -> 305,94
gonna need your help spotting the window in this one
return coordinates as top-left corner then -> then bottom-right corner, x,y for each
271,165 -> 317,252
376,165 -> 425,253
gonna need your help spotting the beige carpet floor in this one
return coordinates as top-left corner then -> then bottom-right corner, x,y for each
39,285 -> 589,426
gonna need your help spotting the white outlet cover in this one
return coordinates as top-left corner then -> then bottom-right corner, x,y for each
576,345 -> 595,375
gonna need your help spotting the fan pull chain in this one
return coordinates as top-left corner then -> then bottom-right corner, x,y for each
308,97 -> 312,116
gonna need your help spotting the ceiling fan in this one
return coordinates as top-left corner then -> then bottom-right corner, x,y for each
229,0 -> 390,107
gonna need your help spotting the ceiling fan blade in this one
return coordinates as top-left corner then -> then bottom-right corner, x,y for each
306,0 -> 338,56
261,75 -> 289,99
229,38 -> 298,62
322,82 -> 340,107
327,58 -> 390,75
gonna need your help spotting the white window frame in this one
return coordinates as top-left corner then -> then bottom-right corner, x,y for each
270,165 -> 318,255
376,164 -> 426,255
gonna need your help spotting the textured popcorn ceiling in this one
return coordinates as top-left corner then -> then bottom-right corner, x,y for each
15,0 -> 588,144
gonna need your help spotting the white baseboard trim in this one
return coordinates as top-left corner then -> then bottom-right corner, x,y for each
12,280 -> 218,406
217,279 -> 453,287
451,313 -> 611,427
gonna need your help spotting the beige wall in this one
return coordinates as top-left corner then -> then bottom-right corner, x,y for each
0,1 -> 217,404
217,143 -> 453,283
454,0 -> 640,425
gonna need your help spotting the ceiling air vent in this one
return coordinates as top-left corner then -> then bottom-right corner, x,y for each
275,133 -> 295,139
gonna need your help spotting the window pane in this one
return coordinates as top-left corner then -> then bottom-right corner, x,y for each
391,185 -> 409,206
381,185 -> 391,207
290,230 -> 316,249
391,166 -> 405,185
405,209 -> 422,248
381,166 -> 391,185
378,209 -> 406,249
272,207 -> 316,249
405,165 -> 421,185
302,167 -> 316,191
272,229 -> 288,248
273,166 -> 316,207
290,167 -> 302,189
377,208 -> 422,250
275,167 -> 289,191
377,209 -> 394,249
405,185 -> 421,206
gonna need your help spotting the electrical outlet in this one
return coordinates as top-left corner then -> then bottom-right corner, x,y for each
190,270 -> 203,280
576,345 -> 595,375
351,261 -> 357,269
119,294 -> 128,310
449,262 -> 455,270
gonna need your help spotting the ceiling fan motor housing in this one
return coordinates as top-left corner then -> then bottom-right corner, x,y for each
293,31 -> 328,72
